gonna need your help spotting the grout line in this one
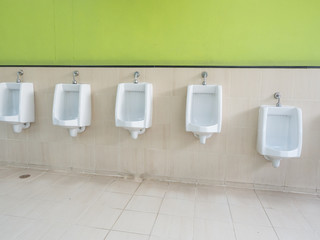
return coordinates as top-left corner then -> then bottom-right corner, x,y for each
147,182 -> 169,240
72,178 -> 118,226
290,195 -> 320,234
1,65 -> 320,69
103,229 -> 149,238
225,187 -> 239,240
254,190 -> 281,240
103,180 -> 143,240
191,184 -> 198,240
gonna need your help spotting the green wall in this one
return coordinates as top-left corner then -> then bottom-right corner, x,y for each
1,0 -> 320,66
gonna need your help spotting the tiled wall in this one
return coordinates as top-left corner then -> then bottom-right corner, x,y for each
0,67 -> 319,193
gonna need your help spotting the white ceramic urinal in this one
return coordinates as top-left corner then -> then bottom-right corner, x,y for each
186,72 -> 222,144
257,103 -> 302,168
52,71 -> 91,137
115,71 -> 153,139
0,70 -> 35,133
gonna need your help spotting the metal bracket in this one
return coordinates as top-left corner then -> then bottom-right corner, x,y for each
274,92 -> 281,107
73,71 -> 79,84
134,71 -> 140,84
16,70 -> 23,83
202,72 -> 208,85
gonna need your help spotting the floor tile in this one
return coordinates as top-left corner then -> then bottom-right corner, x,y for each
24,200 -> 61,220
0,196 -> 24,214
195,201 -> 232,222
77,205 -> 122,229
165,182 -> 196,201
230,205 -> 271,227
60,225 -> 109,240
256,191 -> 296,211
4,169 -> 45,183
135,181 -> 168,198
265,208 -> 313,231
68,178 -> 109,203
126,195 -> 162,213
151,214 -> 193,240
105,231 -> 149,240
53,175 -> 90,188
0,216 -> 36,240
0,180 -> 23,196
196,186 -> 228,205
108,180 -> 140,194
0,168 -> 26,179
293,197 -> 320,215
159,198 -> 194,217
113,210 -> 157,235
28,172 -> 62,185
45,200 -> 88,223
193,218 -> 236,240
234,223 -> 278,240
38,185 -> 79,201
303,212 -> 320,231
6,182 -> 47,199
0,167 -> 319,240
2,197 -> 43,217
95,191 -> 132,209
38,221 -> 71,240
14,220 -> 53,240
275,227 -> 320,240
227,188 -> 262,208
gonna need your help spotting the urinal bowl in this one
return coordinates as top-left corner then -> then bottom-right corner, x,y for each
257,105 -> 302,168
185,85 -> 222,144
115,83 -> 153,139
0,83 -> 35,133
52,84 -> 91,137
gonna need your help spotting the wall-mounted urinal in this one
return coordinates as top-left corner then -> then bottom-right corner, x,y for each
115,71 -> 153,139
0,70 -> 35,133
186,72 -> 222,144
257,92 -> 303,168
52,71 -> 91,137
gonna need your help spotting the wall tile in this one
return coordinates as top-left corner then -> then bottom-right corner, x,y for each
253,154 -> 287,187
0,139 -> 7,162
194,152 -> 226,182
285,158 -> 318,190
173,68 -> 202,96
226,127 -> 257,156
225,154 -> 255,184
6,140 -> 28,164
144,149 -> 168,177
95,145 -> 119,173
145,68 -> 173,96
168,150 -> 196,179
229,69 -> 261,99
0,122 -> 8,140
0,67 -> 319,192
144,124 -> 170,150
227,98 -> 259,128
153,96 -> 172,124
260,69 -> 294,101
293,69 -> 320,101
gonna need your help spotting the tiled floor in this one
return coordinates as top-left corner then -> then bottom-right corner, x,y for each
1,166 -> 320,240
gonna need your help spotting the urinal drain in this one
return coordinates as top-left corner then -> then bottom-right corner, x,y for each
19,174 -> 31,179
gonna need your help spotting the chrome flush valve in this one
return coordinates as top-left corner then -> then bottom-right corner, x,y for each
73,71 -> 79,84
202,72 -> 208,85
134,71 -> 140,84
274,92 -> 281,107
16,70 -> 24,83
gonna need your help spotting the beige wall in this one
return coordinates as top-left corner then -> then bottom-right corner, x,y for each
0,67 -> 319,193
